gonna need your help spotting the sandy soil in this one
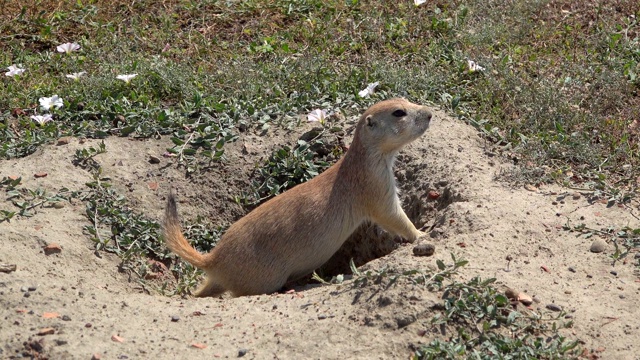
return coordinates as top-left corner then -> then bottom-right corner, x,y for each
1,108 -> 639,359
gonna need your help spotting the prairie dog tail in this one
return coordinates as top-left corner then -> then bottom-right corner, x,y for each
163,192 -> 208,269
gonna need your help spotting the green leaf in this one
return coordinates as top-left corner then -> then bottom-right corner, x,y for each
171,137 -> 185,146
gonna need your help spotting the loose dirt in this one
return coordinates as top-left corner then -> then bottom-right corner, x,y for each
1,108 -> 638,359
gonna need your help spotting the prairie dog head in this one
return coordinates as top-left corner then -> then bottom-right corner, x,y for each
357,98 -> 432,154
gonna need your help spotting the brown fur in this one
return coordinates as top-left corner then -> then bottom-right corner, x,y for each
163,98 -> 433,297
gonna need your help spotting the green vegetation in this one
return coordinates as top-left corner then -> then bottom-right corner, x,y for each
414,276 -> 579,359
2,1 -> 637,199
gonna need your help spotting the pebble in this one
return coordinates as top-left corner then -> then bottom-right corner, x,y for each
44,243 -> 62,255
37,328 -> 55,336
317,314 -> 327,320
619,294 -> 625,299
91,353 -> 102,360
28,285 -> 37,291
572,192 -> 581,200
590,239 -> 607,253
504,288 -> 518,300
62,315 -> 71,321
148,155 -> 161,164
238,348 -> 248,357
55,339 -> 68,346
85,323 -> 92,328
171,315 -> 180,322
20,286 -> 29,292
546,304 -> 562,312
568,267 -> 576,273
636,253 -> 640,259
610,271 -> 617,276
413,243 -> 435,257
56,137 -> 71,146
517,293 -> 533,306
24,292 -> 31,298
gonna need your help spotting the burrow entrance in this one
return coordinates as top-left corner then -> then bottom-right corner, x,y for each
317,166 -> 463,278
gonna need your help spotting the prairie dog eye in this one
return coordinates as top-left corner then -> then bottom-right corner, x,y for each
392,109 -> 407,117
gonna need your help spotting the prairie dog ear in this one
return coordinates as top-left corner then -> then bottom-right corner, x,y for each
365,115 -> 375,127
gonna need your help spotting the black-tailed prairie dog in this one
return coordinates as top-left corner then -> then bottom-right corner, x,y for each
164,98 -> 433,297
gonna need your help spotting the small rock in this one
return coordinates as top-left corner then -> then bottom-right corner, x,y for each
427,190 -> 440,200
111,334 -> 125,343
24,292 -> 31,298
91,353 -> 102,360
317,314 -> 327,320
0,264 -> 17,273
517,292 -> 533,306
20,286 -> 29,292
148,155 -> 161,164
635,253 -> 640,259
572,192 -> 581,200
56,137 -> 71,146
55,339 -> 68,346
238,348 -> 248,357
44,243 -> 62,255
34,172 -> 48,178
85,323 -> 92,328
62,315 -> 71,321
546,304 -> 562,312
590,239 -> 607,253
171,315 -> 180,322
26,339 -> 44,352
413,243 -> 435,257
619,294 -> 625,299
610,271 -> 617,276
191,342 -> 207,349
504,288 -> 518,300
524,184 -> 537,192
37,327 -> 55,336
437,180 -> 448,187
568,267 -> 576,273
28,285 -> 37,291
52,202 -> 65,209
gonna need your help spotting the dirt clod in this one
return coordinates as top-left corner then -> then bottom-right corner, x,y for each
413,243 -> 435,257
0,264 -> 17,273
43,243 -> 62,255
546,304 -> 563,312
590,239 -> 608,253
37,328 -> 55,336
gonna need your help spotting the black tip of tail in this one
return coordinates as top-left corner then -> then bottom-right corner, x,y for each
165,190 -> 179,225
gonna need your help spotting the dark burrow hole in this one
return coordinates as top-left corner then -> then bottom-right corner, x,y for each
312,171 -> 462,280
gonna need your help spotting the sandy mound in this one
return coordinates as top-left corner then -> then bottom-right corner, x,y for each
1,109 -> 638,359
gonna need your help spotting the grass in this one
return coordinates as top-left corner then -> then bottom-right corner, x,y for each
1,0 -> 638,356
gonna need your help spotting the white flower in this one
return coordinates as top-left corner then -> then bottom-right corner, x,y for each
5,65 -> 26,77
30,114 -> 53,125
39,95 -> 64,111
414,0 -> 427,5
57,42 -> 81,54
116,74 -> 138,84
358,82 -> 379,98
467,60 -> 485,72
307,109 -> 327,124
65,71 -> 86,80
